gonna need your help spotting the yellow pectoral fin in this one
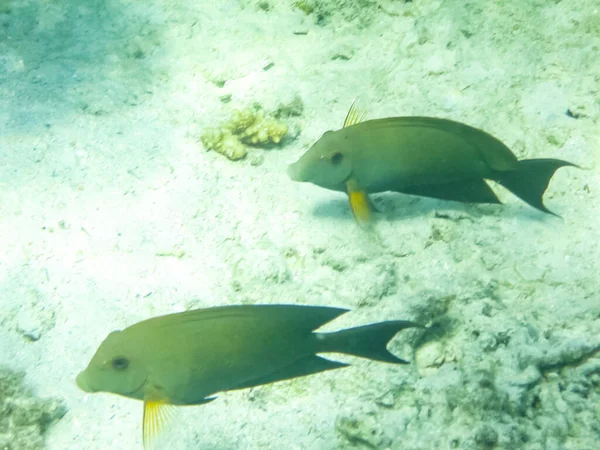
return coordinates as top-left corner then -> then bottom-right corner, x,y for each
143,400 -> 176,449
346,180 -> 373,229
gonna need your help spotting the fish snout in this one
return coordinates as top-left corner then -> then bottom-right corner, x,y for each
287,162 -> 305,182
75,372 -> 96,393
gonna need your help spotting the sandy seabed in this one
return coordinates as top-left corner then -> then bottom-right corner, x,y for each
1,1 -> 599,449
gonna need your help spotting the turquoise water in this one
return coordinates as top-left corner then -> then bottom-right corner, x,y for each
1,1 -> 598,449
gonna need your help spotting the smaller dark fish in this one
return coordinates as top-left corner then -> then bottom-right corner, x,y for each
76,304 -> 421,447
287,102 -> 577,227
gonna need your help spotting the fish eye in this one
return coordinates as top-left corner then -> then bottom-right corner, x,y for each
331,152 -> 344,165
111,356 -> 130,370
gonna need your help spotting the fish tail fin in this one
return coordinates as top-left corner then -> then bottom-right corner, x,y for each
319,320 -> 422,364
494,158 -> 576,216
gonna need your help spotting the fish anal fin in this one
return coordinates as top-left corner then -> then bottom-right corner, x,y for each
232,356 -> 348,391
142,400 -> 177,449
396,179 -> 501,204
343,99 -> 369,128
182,395 -> 217,406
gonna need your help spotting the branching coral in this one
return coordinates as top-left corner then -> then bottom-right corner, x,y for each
200,127 -> 248,161
200,107 -> 289,161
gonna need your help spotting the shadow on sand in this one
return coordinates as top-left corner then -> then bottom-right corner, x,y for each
311,192 -> 554,224
0,0 -> 164,132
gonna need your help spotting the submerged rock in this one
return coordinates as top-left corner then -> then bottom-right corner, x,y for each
0,367 -> 67,450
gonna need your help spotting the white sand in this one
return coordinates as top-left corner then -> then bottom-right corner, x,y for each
1,1 -> 599,449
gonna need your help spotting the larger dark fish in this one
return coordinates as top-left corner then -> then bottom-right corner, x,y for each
287,103 -> 576,227
76,304 -> 420,447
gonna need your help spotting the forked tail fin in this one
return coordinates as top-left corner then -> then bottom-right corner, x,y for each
318,320 -> 422,364
495,158 -> 576,216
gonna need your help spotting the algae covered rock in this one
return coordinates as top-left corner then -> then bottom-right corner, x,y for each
292,0 -> 380,28
335,408 -> 390,448
200,106 -> 289,161
0,0 -> 12,14
0,367 -> 67,449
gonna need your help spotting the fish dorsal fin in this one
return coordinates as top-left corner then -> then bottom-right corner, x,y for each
143,400 -> 176,449
343,99 -> 368,128
144,305 -> 348,336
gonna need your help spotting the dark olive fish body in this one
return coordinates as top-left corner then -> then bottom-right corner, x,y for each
76,304 -> 419,446
345,118 -> 518,192
288,108 -> 575,225
109,305 -> 330,405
